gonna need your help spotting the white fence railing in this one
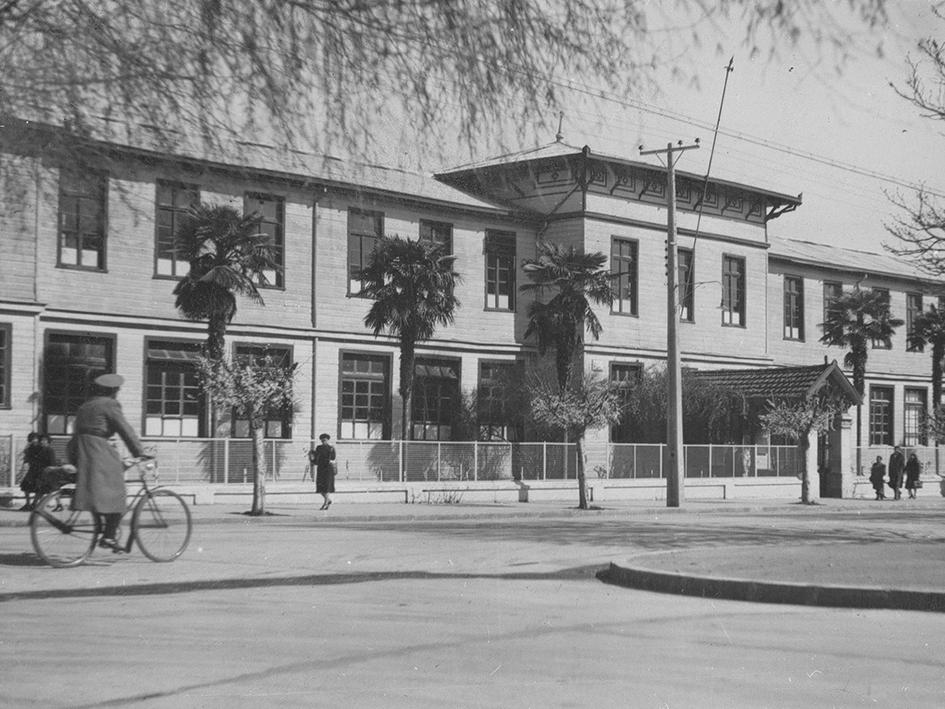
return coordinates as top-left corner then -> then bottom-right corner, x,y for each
0,435 -> 802,487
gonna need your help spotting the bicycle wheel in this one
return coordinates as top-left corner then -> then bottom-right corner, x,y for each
30,490 -> 99,567
132,489 -> 192,562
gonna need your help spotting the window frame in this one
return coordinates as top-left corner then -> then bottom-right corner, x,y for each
904,387 -> 928,447
347,208 -> 384,296
231,343 -> 294,439
868,385 -> 894,446
783,275 -> 805,341
906,292 -> 923,352
677,247 -> 695,323
0,323 -> 11,409
411,357 -> 461,441
721,254 -> 746,327
610,362 -> 643,443
870,288 -> 893,349
823,281 -> 843,325
484,230 -> 516,312
610,237 -> 639,316
57,165 -> 108,271
338,351 -> 391,440
155,180 -> 200,279
42,330 -> 116,434
243,192 -> 285,289
419,219 -> 453,255
476,359 -> 523,442
144,338 -> 206,438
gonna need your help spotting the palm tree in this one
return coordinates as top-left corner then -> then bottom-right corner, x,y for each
819,286 -> 903,467
520,241 -> 616,390
520,241 -> 616,509
358,235 -> 460,439
172,204 -> 280,360
908,303 -> 945,410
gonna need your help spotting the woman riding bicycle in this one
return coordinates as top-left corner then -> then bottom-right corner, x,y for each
67,373 -> 148,550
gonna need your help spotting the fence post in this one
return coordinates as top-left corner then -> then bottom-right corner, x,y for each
542,441 -> 547,480
660,444 -> 664,479
437,441 -> 441,482
473,441 -> 478,481
223,438 -> 229,485
399,439 -> 404,483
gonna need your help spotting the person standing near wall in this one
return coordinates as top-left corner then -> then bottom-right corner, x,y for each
887,446 -> 906,501
904,453 -> 922,499
869,455 -> 886,501
310,433 -> 336,511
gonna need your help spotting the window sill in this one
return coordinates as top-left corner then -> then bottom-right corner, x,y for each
56,264 -> 106,273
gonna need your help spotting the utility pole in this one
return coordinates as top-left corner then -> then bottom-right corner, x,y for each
639,140 -> 700,507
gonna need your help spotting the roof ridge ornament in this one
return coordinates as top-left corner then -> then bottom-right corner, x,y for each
555,111 -> 564,142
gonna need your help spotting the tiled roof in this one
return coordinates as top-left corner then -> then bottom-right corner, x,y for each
690,362 -> 860,405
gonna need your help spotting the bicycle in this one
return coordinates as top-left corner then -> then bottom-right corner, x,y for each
29,456 -> 192,568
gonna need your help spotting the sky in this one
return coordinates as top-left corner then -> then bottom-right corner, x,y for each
418,1 -> 945,257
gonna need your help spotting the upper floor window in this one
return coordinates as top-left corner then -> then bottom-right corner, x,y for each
339,352 -> 389,439
823,281 -> 843,324
0,323 -> 10,408
783,276 -> 804,341
348,209 -> 384,296
244,193 -> 284,288
678,248 -> 694,322
611,237 -> 638,316
484,230 -> 515,311
871,288 -> 892,349
232,344 -> 293,438
58,167 -> 106,270
907,293 -> 923,352
420,219 -> 453,255
721,255 -> 745,326
156,181 -> 199,278
43,332 -> 114,434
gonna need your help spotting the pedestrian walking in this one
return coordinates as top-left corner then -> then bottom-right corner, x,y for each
887,445 -> 905,500
309,433 -> 336,510
869,456 -> 886,500
67,373 -> 148,550
19,432 -> 54,511
904,452 -> 922,499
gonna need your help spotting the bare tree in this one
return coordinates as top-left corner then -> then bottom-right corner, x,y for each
0,1 -> 888,161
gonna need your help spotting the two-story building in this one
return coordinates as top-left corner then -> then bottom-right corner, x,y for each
1,119 -> 940,499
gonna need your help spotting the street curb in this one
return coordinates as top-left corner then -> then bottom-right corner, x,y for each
597,562 -> 945,613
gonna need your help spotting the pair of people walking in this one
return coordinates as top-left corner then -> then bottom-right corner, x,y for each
870,446 -> 921,501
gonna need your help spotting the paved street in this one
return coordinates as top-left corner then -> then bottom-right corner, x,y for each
2,500 -> 945,707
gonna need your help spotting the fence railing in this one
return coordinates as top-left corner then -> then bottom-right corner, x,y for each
0,435 -> 802,487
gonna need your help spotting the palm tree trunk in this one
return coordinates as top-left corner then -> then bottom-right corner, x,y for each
399,341 -> 416,441
207,316 -> 227,360
800,433 -> 811,504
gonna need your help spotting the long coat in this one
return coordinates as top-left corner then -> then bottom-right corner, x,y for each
68,396 -> 144,514
887,450 -> 906,489
310,443 -> 336,494
904,456 -> 922,490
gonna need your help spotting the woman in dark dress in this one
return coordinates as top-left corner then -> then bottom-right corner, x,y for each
869,456 -> 886,501
310,433 -> 336,510
904,453 -> 922,499
67,373 -> 146,549
19,433 -> 45,510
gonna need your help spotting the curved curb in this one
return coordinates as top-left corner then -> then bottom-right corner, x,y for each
597,562 -> 945,613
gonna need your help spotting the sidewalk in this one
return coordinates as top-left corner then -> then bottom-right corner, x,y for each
3,495 -> 945,611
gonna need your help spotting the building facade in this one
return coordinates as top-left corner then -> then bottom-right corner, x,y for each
1,122 -> 941,496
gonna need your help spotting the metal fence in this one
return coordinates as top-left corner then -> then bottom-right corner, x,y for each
0,435 -> 802,486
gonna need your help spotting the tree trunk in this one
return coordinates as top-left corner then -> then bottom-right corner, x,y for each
250,419 -> 267,515
207,316 -> 227,361
399,341 -> 416,441
800,434 -> 811,504
575,429 -> 588,510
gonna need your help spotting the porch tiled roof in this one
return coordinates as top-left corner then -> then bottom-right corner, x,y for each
690,362 -> 860,405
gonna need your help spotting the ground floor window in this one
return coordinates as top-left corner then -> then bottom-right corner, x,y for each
477,360 -> 522,441
145,340 -> 205,437
412,358 -> 459,440
610,362 -> 642,443
904,387 -> 928,447
868,385 -> 894,446
340,353 -> 389,439
43,332 -> 114,434
232,344 -> 293,438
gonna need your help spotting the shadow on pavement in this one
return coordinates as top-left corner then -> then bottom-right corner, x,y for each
0,564 -> 605,603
